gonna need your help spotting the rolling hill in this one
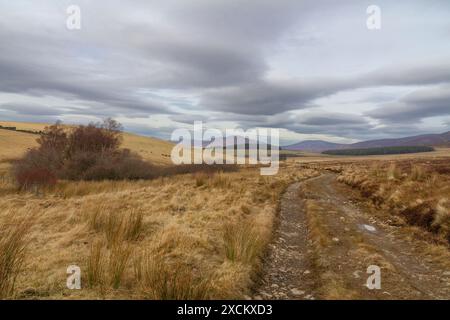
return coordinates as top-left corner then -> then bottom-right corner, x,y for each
283,131 -> 450,152
0,121 -> 174,166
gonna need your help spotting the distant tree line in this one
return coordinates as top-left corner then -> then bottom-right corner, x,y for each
322,146 -> 435,156
0,125 -> 43,135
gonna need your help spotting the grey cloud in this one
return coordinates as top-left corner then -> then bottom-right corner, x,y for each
361,63 -> 450,87
0,103 -> 66,116
201,78 -> 346,115
169,113 -> 210,124
219,111 -> 375,139
281,113 -> 375,138
200,61 -> 450,115
1,0 -> 450,142
298,112 -> 367,126
367,86 -> 450,122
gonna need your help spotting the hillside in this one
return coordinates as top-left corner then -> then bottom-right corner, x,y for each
351,131 -> 450,149
0,121 -> 174,166
283,131 -> 450,152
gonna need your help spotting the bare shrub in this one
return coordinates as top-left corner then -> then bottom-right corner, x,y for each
63,149 -> 154,181
15,167 -> 57,191
13,119 -> 155,187
36,121 -> 68,155
66,118 -> 122,157
13,149 -> 58,190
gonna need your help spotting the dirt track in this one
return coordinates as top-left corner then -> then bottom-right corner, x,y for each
254,173 -> 450,300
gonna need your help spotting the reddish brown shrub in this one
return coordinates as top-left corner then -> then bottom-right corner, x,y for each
36,121 -> 68,154
13,119 -> 156,186
66,119 -> 122,156
64,149 -> 155,181
13,148 -> 60,190
15,168 -> 57,190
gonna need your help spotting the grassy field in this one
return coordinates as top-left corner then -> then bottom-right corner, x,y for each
0,162 -> 318,299
285,147 -> 450,163
1,121 -> 449,299
335,159 -> 450,242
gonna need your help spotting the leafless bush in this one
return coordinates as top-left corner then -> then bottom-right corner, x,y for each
13,119 -> 156,187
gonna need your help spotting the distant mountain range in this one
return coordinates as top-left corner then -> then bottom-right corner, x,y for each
283,131 -> 450,152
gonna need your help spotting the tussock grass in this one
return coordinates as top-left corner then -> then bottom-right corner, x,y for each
410,165 -> 426,181
86,207 -> 144,246
124,210 -> 144,242
433,199 -> 450,240
223,222 -> 263,265
0,217 -> 31,299
86,240 -> 132,290
387,163 -> 401,180
109,243 -> 133,289
86,240 -> 106,288
194,172 -> 208,187
105,212 -> 125,247
134,252 -> 212,299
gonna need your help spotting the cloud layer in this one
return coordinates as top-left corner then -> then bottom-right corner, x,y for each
1,0 -> 450,143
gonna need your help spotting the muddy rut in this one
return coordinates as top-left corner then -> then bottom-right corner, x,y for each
254,173 -> 450,300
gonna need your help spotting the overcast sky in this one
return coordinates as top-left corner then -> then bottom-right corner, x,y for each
1,0 -> 450,144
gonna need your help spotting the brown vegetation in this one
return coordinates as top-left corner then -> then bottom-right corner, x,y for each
0,158 -> 319,299
0,215 -> 32,299
12,120 -> 159,190
336,159 -> 450,243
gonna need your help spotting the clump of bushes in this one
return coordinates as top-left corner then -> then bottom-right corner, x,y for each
13,119 -> 154,190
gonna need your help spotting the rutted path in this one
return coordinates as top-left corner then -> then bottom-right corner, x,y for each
254,173 -> 450,300
253,182 -> 317,300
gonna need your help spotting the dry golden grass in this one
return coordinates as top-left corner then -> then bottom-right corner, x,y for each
286,147 -> 450,164
337,159 -> 450,243
8,121 -> 449,299
223,222 -> 263,265
0,214 -> 32,299
0,161 -> 318,299
133,251 -> 212,300
0,129 -> 38,161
